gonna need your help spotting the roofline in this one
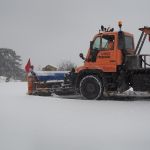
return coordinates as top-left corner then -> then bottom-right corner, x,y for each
94,31 -> 133,38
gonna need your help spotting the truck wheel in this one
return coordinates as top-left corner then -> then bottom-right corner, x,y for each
80,75 -> 103,100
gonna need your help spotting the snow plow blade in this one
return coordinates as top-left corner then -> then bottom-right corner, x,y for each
27,71 -> 75,96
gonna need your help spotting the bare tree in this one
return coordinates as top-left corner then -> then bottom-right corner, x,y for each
57,60 -> 76,71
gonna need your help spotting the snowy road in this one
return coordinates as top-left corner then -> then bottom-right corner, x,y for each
0,82 -> 150,150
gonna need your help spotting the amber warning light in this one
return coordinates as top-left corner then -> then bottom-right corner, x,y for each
118,21 -> 122,31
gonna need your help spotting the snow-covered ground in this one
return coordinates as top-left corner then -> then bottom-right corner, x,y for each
1,82 -> 150,150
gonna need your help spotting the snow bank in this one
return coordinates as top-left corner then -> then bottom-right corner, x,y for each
0,76 -> 20,82
0,76 -> 7,82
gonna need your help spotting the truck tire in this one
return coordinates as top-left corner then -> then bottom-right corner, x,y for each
80,75 -> 103,100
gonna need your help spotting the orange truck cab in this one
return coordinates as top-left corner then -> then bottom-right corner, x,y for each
77,31 -> 135,73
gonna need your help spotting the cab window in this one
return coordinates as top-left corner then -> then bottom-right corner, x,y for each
101,35 -> 114,50
101,38 -> 108,49
125,36 -> 134,50
92,37 -> 100,50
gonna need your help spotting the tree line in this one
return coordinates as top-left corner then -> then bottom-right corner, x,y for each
0,48 -> 25,81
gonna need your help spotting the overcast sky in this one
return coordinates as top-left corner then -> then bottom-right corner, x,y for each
0,0 -> 150,69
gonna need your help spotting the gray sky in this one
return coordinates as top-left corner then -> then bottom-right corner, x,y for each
0,0 -> 150,69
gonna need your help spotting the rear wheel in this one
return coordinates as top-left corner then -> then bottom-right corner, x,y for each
80,75 -> 103,100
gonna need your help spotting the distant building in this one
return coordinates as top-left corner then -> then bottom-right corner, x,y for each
42,65 -> 57,71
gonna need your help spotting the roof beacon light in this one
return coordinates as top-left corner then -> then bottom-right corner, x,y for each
118,21 -> 122,31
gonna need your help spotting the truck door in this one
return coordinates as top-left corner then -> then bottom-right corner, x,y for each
96,35 -> 117,72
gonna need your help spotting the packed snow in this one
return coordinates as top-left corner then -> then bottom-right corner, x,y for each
1,81 -> 150,150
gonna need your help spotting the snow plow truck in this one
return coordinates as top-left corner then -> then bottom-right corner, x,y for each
27,22 -> 150,99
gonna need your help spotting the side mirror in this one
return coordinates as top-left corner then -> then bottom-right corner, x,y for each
90,41 -> 93,49
79,53 -> 85,60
